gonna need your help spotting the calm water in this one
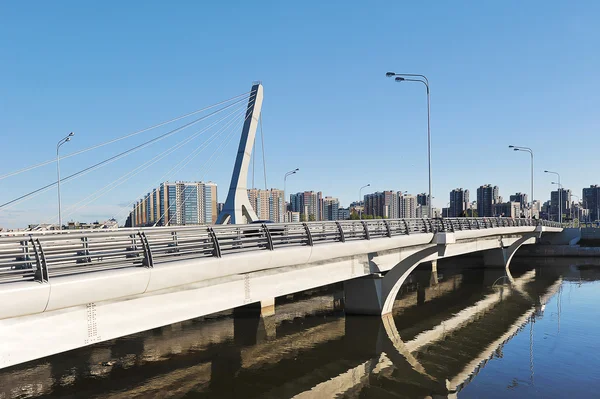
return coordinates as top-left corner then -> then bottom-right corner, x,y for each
1,258 -> 600,398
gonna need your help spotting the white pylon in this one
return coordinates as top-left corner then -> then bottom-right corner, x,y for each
216,83 -> 263,224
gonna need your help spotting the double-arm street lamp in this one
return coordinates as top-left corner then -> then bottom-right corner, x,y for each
545,170 -> 562,223
509,145 -> 534,215
359,184 -> 370,220
56,132 -> 74,230
283,168 -> 299,220
386,72 -> 432,218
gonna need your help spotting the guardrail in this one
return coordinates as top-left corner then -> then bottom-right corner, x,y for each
0,218 -> 560,284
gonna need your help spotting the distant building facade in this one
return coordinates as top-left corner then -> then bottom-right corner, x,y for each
449,188 -> 469,217
583,185 -> 600,221
128,181 -> 217,227
247,188 -> 285,222
477,184 -> 499,217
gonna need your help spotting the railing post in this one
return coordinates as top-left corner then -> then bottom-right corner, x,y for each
80,236 -> 92,264
361,220 -> 371,240
302,223 -> 314,246
138,231 -> 154,268
383,220 -> 392,237
335,221 -> 346,242
402,219 -> 410,235
207,227 -> 222,257
475,218 -> 481,229
262,223 -> 274,250
31,237 -> 48,283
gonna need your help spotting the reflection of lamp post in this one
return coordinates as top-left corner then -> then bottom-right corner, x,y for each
283,168 -> 299,222
386,72 -> 432,218
545,170 -> 562,223
57,132 -> 74,230
359,184 -> 370,220
509,145 -> 534,217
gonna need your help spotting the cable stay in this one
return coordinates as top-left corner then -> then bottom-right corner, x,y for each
0,92 -> 256,211
152,108 -> 255,226
53,104 -> 250,224
0,91 -> 252,182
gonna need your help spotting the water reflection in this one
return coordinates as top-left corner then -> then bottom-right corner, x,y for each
1,260 -> 598,398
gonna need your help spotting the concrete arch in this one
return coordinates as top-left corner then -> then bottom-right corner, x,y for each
344,245 -> 439,316
380,246 -> 439,315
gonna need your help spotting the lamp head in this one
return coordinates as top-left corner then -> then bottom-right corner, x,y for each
395,77 -> 405,82
386,72 -> 395,77
367,184 -> 371,187
508,145 -> 514,148
65,137 -> 71,142
295,168 -> 299,171
68,132 -> 74,137
544,170 -> 549,173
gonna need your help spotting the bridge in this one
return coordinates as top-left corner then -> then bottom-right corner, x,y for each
0,82 -> 564,370
0,216 -> 561,369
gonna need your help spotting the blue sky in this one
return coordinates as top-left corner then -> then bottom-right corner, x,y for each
1,1 -> 599,228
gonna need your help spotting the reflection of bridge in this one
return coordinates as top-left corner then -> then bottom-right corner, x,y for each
0,266 -> 563,398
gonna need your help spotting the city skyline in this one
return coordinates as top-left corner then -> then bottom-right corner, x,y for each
1,2 -> 600,228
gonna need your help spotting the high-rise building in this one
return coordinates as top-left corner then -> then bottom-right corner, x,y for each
128,181 -> 217,227
400,195 -> 417,218
364,191 -> 400,219
290,191 -> 322,221
417,193 -> 429,206
550,188 -> 571,221
583,185 -> 600,221
509,193 -> 528,208
247,188 -> 285,222
477,185 -> 498,217
322,197 -> 340,220
338,207 -> 350,220
493,201 -> 521,218
449,188 -> 469,217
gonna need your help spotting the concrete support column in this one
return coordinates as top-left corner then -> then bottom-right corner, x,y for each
260,298 -> 275,317
430,259 -> 438,286
344,274 -> 384,315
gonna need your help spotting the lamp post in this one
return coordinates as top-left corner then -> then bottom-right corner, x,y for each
283,168 -> 299,222
545,170 -> 562,224
359,184 -> 370,220
386,72 -> 432,218
56,132 -> 74,230
509,145 -> 534,216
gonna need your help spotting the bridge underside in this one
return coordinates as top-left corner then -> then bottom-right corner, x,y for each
0,227 -> 558,369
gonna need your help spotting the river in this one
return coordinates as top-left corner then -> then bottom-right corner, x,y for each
1,257 -> 599,398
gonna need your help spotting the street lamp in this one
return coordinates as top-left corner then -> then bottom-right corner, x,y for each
509,145 -> 534,216
545,170 -> 562,224
283,168 -> 299,221
56,132 -> 74,230
386,72 -> 432,218
359,184 -> 370,220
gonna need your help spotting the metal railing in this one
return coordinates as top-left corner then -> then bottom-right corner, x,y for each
0,218 -> 560,284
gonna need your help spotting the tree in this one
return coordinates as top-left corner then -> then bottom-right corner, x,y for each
308,214 -> 316,222
300,213 -> 307,222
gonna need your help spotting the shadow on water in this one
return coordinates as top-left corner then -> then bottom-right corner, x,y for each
0,258 -> 595,399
